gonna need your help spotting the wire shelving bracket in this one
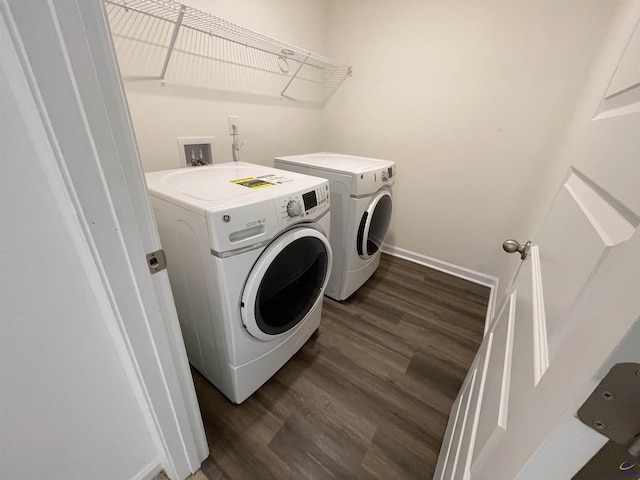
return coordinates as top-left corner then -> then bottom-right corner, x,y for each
105,0 -> 352,104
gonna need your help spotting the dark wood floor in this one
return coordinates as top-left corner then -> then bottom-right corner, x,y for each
194,254 -> 490,480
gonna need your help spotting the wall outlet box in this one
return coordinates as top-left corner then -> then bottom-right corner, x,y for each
227,115 -> 239,134
177,137 -> 215,167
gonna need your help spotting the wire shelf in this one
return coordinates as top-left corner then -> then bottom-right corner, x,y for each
105,0 -> 352,104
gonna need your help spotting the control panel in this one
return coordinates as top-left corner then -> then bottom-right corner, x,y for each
381,165 -> 395,182
277,183 -> 330,222
352,163 -> 396,196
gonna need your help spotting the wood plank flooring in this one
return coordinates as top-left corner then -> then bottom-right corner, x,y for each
194,254 -> 490,479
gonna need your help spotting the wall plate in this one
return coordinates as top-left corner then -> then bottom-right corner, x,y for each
177,137 -> 215,167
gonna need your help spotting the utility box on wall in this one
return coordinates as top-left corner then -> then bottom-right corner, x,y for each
177,137 -> 215,167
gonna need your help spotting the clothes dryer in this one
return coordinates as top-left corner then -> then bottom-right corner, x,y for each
275,153 -> 395,301
146,162 -> 331,403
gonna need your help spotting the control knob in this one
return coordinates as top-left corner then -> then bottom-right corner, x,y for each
287,199 -> 303,217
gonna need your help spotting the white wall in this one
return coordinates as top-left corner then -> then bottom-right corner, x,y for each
0,25 -> 159,480
322,0 -> 632,299
111,0 -> 636,307
112,0 -> 328,172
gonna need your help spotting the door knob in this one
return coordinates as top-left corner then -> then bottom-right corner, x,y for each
503,239 -> 531,260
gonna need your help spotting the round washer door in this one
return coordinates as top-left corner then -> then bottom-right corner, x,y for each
241,227 -> 332,341
357,189 -> 393,260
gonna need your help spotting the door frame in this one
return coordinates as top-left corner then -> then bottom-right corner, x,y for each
1,1 -> 207,478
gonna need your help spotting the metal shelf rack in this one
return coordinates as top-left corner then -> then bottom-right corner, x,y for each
105,0 -> 352,104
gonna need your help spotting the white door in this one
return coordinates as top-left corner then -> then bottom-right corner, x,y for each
434,18 -> 640,480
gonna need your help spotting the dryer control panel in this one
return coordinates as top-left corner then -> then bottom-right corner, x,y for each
381,165 -> 395,182
277,182 -> 330,223
352,163 -> 396,196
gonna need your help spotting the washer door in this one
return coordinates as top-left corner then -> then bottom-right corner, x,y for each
241,227 -> 332,341
356,189 -> 393,260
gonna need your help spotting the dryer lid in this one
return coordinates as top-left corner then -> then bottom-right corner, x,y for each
276,152 -> 395,174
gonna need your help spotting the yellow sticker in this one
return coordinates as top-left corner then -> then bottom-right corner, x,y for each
230,177 -> 275,189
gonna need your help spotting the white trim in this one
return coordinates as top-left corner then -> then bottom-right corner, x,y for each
133,460 -> 163,480
2,1 -> 207,478
381,244 -> 497,287
382,244 -> 499,331
483,284 -> 498,336
530,246 -> 550,385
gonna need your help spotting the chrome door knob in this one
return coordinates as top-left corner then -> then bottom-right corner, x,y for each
503,239 -> 532,260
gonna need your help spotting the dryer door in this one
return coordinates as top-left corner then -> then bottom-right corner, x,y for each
241,227 -> 332,341
357,189 -> 393,260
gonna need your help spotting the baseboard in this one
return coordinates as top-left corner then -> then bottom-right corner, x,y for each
381,244 -> 498,332
133,460 -> 163,480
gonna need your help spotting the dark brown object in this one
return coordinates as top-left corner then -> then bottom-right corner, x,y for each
195,254 -> 489,479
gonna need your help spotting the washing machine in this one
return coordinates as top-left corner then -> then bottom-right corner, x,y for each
275,153 -> 395,301
145,162 -> 331,403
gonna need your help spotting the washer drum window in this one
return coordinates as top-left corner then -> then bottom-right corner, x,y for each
241,227 -> 332,341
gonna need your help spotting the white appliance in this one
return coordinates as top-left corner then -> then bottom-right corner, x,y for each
275,153 -> 395,301
145,162 -> 331,403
